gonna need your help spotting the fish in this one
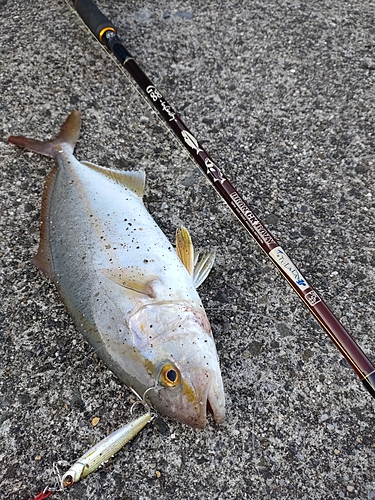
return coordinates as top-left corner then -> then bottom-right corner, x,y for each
8,111 -> 225,428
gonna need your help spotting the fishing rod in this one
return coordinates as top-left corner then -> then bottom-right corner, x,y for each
71,0 -> 375,399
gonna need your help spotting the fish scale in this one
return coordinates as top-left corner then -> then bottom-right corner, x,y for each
9,110 -> 225,428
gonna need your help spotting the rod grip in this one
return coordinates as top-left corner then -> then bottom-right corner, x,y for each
73,0 -> 116,42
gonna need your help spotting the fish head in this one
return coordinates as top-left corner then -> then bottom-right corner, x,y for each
151,349 -> 226,429
128,303 -> 225,428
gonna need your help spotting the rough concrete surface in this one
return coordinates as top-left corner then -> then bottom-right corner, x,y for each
1,0 -> 375,499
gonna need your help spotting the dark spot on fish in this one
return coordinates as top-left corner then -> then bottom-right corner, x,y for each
144,259 -> 148,263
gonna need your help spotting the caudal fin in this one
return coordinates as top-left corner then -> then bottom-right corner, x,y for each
8,110 -> 81,157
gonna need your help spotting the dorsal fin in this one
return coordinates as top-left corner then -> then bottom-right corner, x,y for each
99,267 -> 160,297
81,161 -> 145,197
30,166 -> 57,278
176,227 -> 194,276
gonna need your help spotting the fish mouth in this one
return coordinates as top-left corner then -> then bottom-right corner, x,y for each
191,371 -> 225,428
206,377 -> 226,425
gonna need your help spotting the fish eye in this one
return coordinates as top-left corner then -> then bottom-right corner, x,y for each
167,369 -> 177,382
159,363 -> 181,387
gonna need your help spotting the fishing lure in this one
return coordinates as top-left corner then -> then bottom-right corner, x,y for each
27,411 -> 153,499
61,411 -> 153,487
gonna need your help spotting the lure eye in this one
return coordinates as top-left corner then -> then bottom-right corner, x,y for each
62,474 -> 74,487
159,363 -> 181,387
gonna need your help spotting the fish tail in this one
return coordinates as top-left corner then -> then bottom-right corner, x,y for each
8,110 -> 81,157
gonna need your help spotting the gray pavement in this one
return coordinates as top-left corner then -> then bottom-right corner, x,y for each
1,0 -> 375,499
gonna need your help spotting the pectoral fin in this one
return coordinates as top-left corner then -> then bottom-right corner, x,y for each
99,267 -> 160,298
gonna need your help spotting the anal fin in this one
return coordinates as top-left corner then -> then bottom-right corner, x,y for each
81,161 -> 145,197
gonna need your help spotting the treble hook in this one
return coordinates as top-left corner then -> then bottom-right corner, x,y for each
27,486 -> 56,500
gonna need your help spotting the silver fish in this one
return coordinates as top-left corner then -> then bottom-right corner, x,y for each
9,111 -> 225,428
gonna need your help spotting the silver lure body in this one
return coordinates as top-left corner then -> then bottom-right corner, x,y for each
62,412 -> 152,487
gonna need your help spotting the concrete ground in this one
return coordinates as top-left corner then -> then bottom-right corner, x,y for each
1,0 -> 375,498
